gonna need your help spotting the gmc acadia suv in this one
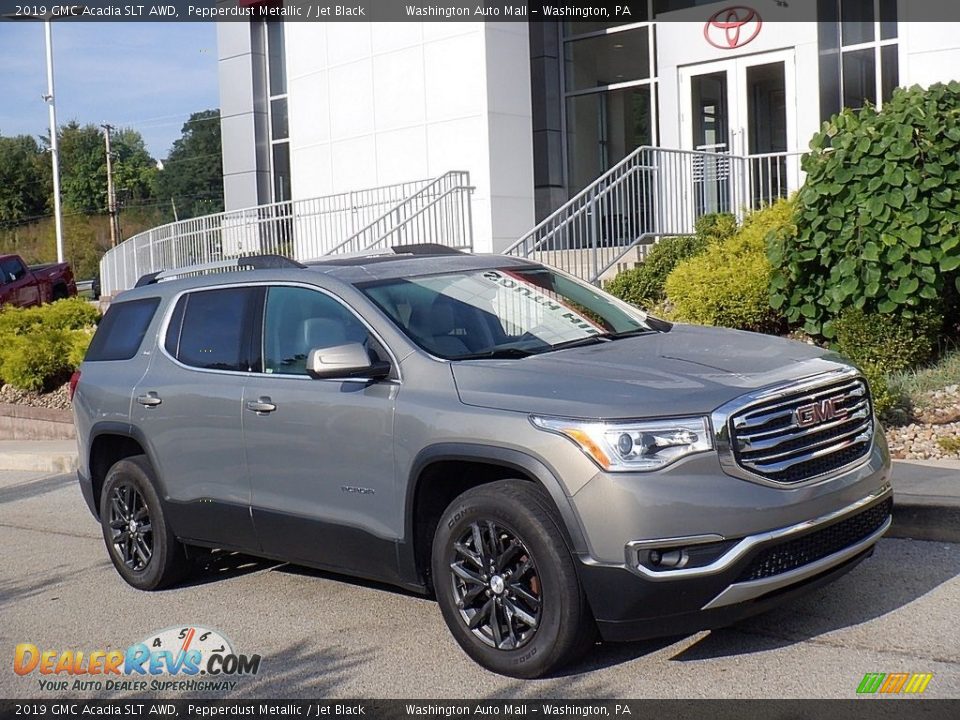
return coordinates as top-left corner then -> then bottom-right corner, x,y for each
72,248 -> 892,678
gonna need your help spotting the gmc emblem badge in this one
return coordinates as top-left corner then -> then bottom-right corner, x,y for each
795,397 -> 848,428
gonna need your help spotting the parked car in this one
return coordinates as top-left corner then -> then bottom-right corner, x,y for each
71,248 -> 892,678
0,253 -> 76,308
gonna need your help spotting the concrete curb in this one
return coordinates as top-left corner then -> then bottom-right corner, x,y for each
0,450 -> 77,474
889,498 -> 960,544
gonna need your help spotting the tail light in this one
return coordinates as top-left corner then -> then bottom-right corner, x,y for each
69,370 -> 81,402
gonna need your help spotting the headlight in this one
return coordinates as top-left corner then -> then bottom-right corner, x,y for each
531,415 -> 714,472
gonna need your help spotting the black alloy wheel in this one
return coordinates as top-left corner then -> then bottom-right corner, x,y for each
450,520 -> 542,650
107,482 -> 153,571
433,480 -> 596,678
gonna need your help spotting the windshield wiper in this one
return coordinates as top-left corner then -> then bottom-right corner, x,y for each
538,329 -> 658,354
454,347 -> 537,360
604,328 -> 658,340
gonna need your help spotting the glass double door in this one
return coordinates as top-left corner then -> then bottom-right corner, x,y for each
680,50 -> 796,214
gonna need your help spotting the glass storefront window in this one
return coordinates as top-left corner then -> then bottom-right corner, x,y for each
842,47 -> 876,109
841,0 -> 875,45
881,44 -> 899,102
566,86 -> 652,192
563,20 -> 646,37
564,28 -> 650,92
272,143 -> 291,203
267,21 -> 286,96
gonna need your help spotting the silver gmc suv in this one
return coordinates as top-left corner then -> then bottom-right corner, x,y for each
72,247 -> 892,678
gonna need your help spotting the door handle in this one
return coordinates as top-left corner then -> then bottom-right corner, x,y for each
136,392 -> 162,407
246,397 -> 277,415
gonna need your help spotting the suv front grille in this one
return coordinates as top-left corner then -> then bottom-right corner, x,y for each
735,497 -> 892,582
728,376 -> 873,484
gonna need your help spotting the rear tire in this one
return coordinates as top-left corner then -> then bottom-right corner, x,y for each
99,455 -> 189,590
51,284 -> 68,301
432,480 -> 596,678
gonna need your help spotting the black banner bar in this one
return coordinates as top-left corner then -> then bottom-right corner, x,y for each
3,0 -> 960,23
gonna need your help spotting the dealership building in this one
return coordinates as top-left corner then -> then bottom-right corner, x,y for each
212,1 -> 960,255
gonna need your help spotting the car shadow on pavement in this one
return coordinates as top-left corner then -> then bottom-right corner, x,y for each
229,638 -> 376,698
174,549 -> 284,589
276,563 -> 427,599
554,538 -> 959,674
670,538 -> 960,662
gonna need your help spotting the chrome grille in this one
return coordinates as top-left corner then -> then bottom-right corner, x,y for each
727,376 -> 873,484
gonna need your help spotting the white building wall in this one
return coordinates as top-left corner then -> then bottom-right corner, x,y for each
284,21 -> 535,253
899,23 -> 960,88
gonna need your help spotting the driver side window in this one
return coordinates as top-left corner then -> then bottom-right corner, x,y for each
262,286 -> 371,376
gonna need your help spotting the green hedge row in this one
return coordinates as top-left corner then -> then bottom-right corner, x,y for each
0,298 -> 99,392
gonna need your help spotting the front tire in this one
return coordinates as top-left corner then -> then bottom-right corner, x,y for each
432,480 -> 596,678
99,455 -> 188,590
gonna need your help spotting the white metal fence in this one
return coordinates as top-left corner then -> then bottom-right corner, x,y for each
503,146 -> 803,285
99,172 -> 474,296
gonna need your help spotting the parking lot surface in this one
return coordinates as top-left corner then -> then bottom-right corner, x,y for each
0,469 -> 957,699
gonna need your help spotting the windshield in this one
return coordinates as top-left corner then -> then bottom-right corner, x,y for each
359,266 -> 657,360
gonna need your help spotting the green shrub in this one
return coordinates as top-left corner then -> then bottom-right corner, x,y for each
770,82 -> 960,338
833,307 -> 941,374
665,200 -> 794,333
0,330 -> 72,392
605,212 -> 735,308
861,364 -> 900,419
0,298 -> 98,391
39,296 -> 101,330
694,212 -> 738,243
606,235 -> 710,308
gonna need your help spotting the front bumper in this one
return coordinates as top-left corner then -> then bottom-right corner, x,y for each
577,483 -> 892,641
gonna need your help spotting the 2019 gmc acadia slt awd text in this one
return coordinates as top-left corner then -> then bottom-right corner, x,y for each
72,249 -> 892,678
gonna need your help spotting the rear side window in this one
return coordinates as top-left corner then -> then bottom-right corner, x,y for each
164,287 -> 257,371
85,297 -> 160,362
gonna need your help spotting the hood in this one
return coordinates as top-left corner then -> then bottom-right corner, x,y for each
451,324 -> 851,419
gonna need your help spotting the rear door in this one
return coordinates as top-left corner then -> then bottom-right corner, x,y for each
131,285 -> 260,550
242,284 -> 401,580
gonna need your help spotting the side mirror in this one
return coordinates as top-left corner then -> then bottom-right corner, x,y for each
306,342 -> 391,380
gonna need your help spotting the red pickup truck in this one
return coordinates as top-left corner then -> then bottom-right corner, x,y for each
0,254 -> 76,308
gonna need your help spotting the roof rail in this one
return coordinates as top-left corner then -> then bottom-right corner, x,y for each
133,255 -> 306,288
390,243 -> 466,256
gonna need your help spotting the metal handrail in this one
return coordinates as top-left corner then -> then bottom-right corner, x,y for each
324,171 -> 471,256
505,146 -> 805,285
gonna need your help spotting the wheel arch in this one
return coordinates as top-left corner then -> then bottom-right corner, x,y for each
403,443 -> 588,589
87,423 -> 163,517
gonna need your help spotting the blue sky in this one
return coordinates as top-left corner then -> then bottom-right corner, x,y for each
0,22 -> 219,159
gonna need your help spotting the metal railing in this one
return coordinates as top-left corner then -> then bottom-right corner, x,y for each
504,146 -> 803,285
323,171 -> 473,257
100,173 -> 474,296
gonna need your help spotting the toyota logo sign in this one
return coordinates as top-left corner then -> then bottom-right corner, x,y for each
704,6 -> 763,50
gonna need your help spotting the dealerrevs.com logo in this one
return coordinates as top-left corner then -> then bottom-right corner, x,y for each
14,626 -> 262,693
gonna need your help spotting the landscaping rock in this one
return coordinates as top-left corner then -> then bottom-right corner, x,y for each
0,382 -> 71,411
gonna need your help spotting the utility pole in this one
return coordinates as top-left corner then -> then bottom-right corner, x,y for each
101,123 -> 120,248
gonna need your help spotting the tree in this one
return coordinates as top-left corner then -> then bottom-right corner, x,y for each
154,109 -> 224,220
43,122 -> 158,214
0,134 -> 48,226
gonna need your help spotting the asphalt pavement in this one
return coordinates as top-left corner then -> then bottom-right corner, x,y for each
0,469 -> 957,700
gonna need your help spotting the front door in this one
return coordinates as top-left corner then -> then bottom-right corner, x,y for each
680,50 -> 797,213
242,284 -> 401,582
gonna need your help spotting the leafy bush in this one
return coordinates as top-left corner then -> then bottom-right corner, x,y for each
605,212 -> 735,308
665,200 -> 794,333
861,364 -> 900,419
0,298 -> 98,391
770,82 -> 960,338
694,212 -> 738,243
833,307 -> 941,374
0,330 -> 74,392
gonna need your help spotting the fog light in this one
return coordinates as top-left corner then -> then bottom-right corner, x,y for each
647,548 -> 686,569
